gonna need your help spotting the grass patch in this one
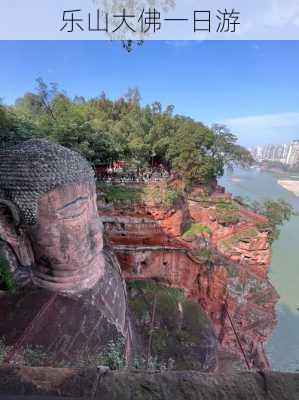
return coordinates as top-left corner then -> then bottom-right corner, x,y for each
192,248 -> 213,260
188,196 -> 213,207
221,228 -> 258,251
128,280 -> 184,302
0,254 -> 16,294
215,200 -> 240,226
183,223 -> 212,239
216,199 -> 239,211
98,183 -> 182,208
143,186 -> 181,208
98,184 -> 143,203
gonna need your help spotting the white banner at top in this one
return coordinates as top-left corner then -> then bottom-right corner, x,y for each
0,0 -> 299,40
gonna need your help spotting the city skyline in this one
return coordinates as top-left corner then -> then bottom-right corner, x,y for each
250,139 -> 299,165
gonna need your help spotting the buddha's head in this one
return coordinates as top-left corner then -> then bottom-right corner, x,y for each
0,139 -> 104,293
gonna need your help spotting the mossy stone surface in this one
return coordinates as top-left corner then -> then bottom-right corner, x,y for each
128,281 -> 217,371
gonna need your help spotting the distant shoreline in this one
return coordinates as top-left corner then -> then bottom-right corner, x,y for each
259,164 -> 299,180
277,180 -> 299,197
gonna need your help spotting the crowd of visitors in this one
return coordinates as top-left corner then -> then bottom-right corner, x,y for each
96,165 -> 170,184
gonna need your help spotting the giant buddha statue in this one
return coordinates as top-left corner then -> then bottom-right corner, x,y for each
0,139 -> 131,367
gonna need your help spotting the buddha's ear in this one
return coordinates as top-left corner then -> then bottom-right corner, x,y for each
0,200 -> 34,267
0,199 -> 21,226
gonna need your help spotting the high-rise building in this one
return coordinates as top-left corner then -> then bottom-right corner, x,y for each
286,140 -> 299,165
249,142 -> 297,164
281,144 -> 290,163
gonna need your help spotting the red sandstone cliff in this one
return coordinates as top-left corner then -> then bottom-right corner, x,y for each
98,182 -> 279,371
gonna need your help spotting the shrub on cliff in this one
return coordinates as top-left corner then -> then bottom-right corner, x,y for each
235,196 -> 297,244
182,223 -> 212,240
143,185 -> 182,208
0,253 -> 16,294
98,338 -> 126,370
255,199 -> 297,243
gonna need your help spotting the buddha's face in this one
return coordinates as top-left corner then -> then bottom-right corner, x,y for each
0,181 -> 104,293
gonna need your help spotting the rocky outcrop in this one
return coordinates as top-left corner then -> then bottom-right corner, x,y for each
0,367 -> 298,400
98,183 -> 279,370
128,281 -> 217,371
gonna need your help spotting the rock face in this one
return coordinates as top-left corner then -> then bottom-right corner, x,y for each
98,184 -> 279,370
0,367 -> 298,400
128,281 -> 217,371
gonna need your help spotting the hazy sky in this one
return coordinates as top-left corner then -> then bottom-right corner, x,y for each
0,40 -> 298,147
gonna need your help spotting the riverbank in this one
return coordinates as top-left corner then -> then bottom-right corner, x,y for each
277,180 -> 299,197
220,169 -> 299,372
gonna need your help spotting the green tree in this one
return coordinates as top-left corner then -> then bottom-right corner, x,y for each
6,79 -> 253,186
211,124 -> 254,175
0,103 -> 33,149
253,199 -> 297,243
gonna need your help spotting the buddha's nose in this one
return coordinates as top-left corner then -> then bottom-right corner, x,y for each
89,217 -> 103,234
89,218 -> 103,249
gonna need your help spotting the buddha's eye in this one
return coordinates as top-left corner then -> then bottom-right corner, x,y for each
56,196 -> 89,220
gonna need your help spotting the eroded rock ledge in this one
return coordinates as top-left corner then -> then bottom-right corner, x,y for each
98,181 -> 279,370
0,367 -> 298,400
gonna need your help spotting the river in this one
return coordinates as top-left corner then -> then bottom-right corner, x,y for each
220,168 -> 299,372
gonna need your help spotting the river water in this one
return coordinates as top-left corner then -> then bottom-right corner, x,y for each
220,168 -> 299,372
